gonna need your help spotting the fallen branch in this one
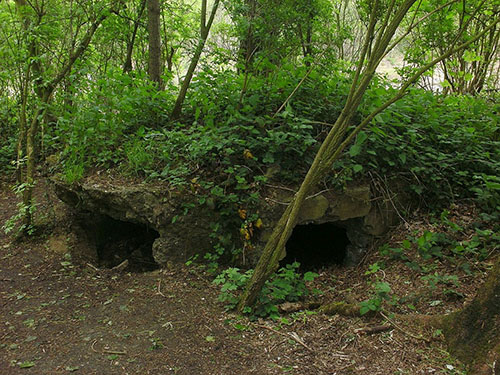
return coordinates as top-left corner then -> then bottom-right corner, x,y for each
111,259 -> 128,272
318,301 -> 361,317
86,263 -> 100,271
354,324 -> 392,335
156,280 -> 166,297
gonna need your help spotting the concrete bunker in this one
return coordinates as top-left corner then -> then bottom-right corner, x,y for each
54,180 -> 398,269
283,222 -> 351,270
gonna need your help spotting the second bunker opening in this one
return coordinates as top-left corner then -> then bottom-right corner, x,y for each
283,222 -> 351,271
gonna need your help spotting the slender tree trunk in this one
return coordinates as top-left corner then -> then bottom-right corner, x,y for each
170,0 -> 220,120
165,46 -> 175,72
237,0 -> 258,73
124,0 -> 147,73
147,0 -> 162,87
22,104 -> 45,227
16,90 -> 27,185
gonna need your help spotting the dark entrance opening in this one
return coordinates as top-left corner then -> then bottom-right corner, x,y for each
91,215 -> 160,272
283,222 -> 350,271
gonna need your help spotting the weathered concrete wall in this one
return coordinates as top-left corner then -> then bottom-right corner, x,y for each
54,178 -> 400,268
252,184 -> 398,266
54,179 -> 217,266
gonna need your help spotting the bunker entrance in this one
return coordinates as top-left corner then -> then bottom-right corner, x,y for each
283,222 -> 350,271
92,215 -> 160,272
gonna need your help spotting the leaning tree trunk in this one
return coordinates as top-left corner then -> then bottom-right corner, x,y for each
237,0 -> 414,310
170,0 -> 220,120
443,257 -> 500,374
236,1 -> 500,311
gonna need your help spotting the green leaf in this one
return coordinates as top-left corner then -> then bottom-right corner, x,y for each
303,272 -> 318,281
356,131 -> 368,145
360,306 -> 370,315
19,361 -> 35,368
375,282 -> 391,294
353,164 -> 363,173
233,323 -> 249,331
349,144 -> 361,157
441,80 -> 451,88
464,72 -> 473,82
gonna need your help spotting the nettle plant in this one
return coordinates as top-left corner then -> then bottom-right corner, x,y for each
359,262 -> 397,315
380,211 -> 498,274
213,262 -> 318,319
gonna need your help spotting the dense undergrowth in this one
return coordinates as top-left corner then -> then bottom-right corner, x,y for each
7,66 -> 492,208
1,65 -> 498,203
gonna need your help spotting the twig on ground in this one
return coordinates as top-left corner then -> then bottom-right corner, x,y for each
86,263 -> 100,271
102,348 -> 127,355
157,280 -> 165,297
289,331 -> 314,352
111,259 -> 128,272
380,311 -> 430,343
254,324 -> 313,352
91,339 -> 127,355
337,360 -> 356,371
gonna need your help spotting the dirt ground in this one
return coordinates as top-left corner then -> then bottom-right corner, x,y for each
0,177 -> 487,374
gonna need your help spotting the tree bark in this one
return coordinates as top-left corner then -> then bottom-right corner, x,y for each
16,66 -> 29,185
147,0 -> 162,88
237,0 -> 258,73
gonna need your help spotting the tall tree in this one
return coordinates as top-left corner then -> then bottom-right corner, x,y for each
147,0 -> 162,88
124,0 -> 147,73
12,0 -> 117,229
